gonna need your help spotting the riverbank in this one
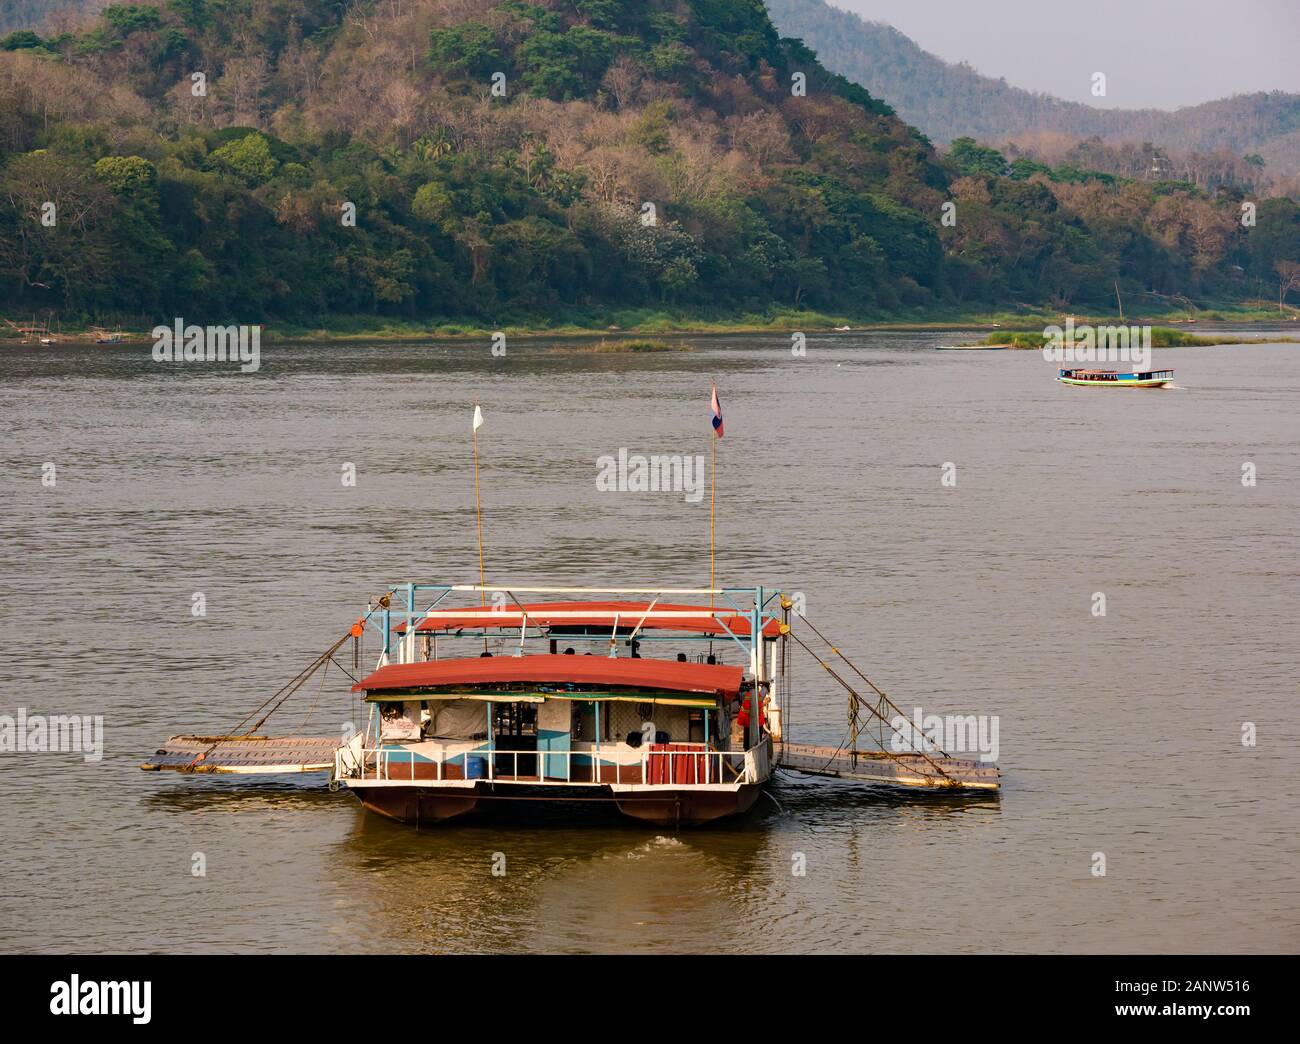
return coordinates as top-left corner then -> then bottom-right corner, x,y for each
948,327 -> 1300,350
5,302 -> 1298,346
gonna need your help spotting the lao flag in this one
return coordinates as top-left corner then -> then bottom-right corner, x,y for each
710,383 -> 724,438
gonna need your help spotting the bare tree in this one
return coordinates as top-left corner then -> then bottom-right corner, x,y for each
1277,261 -> 1300,315
601,56 -> 641,111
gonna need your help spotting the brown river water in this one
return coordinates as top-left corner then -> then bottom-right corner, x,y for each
1,331 -> 1297,954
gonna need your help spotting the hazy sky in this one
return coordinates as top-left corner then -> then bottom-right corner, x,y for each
828,0 -> 1300,110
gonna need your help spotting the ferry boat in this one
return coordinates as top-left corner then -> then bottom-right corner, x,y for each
143,580 -> 1001,824
332,584 -> 784,827
1057,367 -> 1174,387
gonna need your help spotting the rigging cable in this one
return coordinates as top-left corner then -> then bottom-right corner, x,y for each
294,656 -> 331,733
184,591 -> 394,770
779,617 -> 957,786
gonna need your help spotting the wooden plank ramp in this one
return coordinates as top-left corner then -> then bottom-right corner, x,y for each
140,735 -> 339,774
779,742 -> 1000,790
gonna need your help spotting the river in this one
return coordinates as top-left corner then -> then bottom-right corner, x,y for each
1,331 -> 1296,953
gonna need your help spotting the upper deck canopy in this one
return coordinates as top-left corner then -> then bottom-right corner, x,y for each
396,601 -> 781,638
352,653 -> 745,698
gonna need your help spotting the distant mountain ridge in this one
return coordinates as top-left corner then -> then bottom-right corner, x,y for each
0,0 -> 99,34
765,0 -> 1300,175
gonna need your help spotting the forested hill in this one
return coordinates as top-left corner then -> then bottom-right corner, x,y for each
1,0 -> 1298,328
766,0 -> 1300,178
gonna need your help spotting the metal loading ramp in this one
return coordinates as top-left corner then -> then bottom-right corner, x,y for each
140,735 -> 339,774
779,743 -> 1001,790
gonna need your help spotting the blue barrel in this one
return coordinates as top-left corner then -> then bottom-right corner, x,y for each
465,755 -> 487,780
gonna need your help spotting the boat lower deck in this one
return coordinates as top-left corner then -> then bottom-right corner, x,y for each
348,738 -> 753,788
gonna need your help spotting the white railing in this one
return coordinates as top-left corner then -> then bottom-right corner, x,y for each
334,744 -> 752,787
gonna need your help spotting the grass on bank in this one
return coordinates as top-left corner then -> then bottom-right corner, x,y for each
972,326 -> 1300,349
4,298 -> 1298,345
544,338 -> 690,354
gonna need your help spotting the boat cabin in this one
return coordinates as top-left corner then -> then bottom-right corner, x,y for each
361,654 -> 747,782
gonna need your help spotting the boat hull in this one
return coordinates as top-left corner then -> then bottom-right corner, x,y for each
614,783 -> 761,826
1057,376 -> 1172,387
348,781 -> 761,827
354,785 -> 482,824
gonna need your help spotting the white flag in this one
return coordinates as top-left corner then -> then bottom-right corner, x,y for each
473,405 -> 484,432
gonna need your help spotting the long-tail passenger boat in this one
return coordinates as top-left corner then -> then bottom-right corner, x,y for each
1057,367 -> 1174,387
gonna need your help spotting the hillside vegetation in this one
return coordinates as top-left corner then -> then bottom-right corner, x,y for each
1,0 -> 1298,330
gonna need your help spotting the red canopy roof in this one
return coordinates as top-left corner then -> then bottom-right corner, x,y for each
397,601 -> 780,638
352,653 -> 745,698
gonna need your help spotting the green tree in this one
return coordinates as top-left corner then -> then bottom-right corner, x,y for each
207,134 -> 278,186
1,30 -> 44,50
93,155 -> 157,195
659,256 -> 698,301
948,137 -> 1009,178
166,0 -> 210,30
428,22 -> 501,79
101,4 -> 163,36
412,181 -> 456,231
517,27 -> 616,100
630,101 -> 673,153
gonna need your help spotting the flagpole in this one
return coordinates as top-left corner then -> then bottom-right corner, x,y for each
472,403 -> 486,608
472,402 -> 488,655
709,382 -> 722,609
710,432 -> 716,608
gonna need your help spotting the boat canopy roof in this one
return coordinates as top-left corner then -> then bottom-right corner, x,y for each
397,600 -> 781,638
352,653 -> 745,699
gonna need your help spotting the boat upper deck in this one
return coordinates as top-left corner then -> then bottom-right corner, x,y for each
352,653 -> 746,700
395,600 -> 782,638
